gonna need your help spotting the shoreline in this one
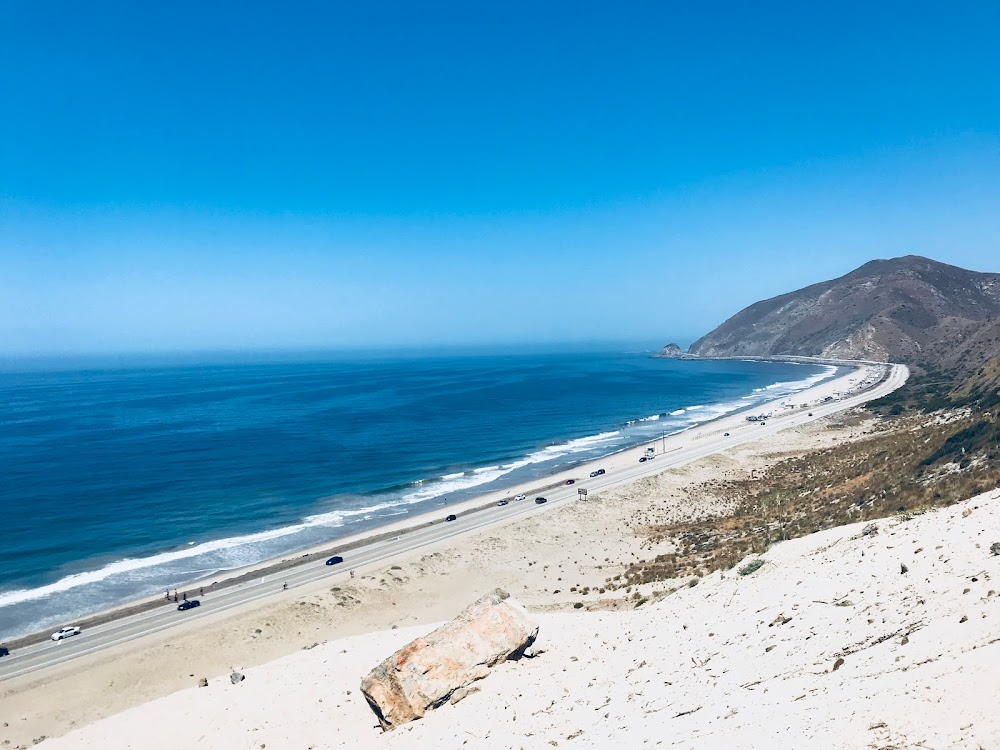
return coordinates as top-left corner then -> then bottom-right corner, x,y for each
0,362 -> 907,749
651,351 -> 893,367
1,359 -> 877,651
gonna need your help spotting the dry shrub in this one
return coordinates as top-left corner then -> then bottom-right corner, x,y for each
611,407 -> 1000,589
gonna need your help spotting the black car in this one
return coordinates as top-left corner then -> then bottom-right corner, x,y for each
535,497 -> 547,504
177,600 -> 201,611
565,479 -> 575,485
0,646 -> 8,657
808,412 -> 813,417
724,432 -> 730,436
325,555 -> 344,565
445,514 -> 457,521
639,456 -> 648,462
588,469 -> 606,478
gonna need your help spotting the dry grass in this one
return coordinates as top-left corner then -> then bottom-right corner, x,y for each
611,406 -> 1000,589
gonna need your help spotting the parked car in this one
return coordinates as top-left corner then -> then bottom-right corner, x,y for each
565,479 -> 575,485
177,599 -> 201,611
325,555 -> 344,565
0,645 -> 9,657
497,499 -> 509,506
51,626 -> 81,641
514,494 -> 526,501
535,497 -> 547,504
445,514 -> 457,521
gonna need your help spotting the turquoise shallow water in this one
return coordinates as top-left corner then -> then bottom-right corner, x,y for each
0,349 -> 836,636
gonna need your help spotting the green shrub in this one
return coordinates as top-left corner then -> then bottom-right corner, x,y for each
738,559 -> 765,576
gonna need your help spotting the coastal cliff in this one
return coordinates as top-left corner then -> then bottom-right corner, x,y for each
687,256 -> 1000,365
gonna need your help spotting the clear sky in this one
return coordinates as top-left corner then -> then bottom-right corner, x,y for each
1,2 -> 998,355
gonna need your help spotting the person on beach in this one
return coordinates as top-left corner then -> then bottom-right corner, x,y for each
350,570 -> 355,578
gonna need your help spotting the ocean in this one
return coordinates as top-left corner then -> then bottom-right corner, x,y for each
0,348 -> 838,638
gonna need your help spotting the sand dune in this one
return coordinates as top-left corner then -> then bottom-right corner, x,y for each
42,485 -> 1000,749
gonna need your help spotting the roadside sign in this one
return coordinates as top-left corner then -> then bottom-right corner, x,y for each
578,488 -> 588,497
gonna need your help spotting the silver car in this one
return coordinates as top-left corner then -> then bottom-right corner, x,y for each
51,626 -> 81,641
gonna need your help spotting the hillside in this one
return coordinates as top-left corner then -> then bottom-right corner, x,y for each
947,318 -> 1000,403
43,488 -> 1000,749
688,256 -> 1000,369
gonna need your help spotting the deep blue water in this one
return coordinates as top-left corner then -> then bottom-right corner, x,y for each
0,350 -> 836,636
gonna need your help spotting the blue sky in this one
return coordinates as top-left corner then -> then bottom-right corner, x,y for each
1,2 -> 998,355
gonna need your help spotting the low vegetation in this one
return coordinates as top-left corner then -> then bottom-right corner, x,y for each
737,559 -> 764,576
611,404 -> 1000,590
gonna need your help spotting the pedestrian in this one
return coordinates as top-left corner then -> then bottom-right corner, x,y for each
350,570 -> 355,579
165,589 -> 170,600
200,587 -> 204,597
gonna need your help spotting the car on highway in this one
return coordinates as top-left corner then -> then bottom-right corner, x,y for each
445,514 -> 457,521
589,469 -> 606,478
565,479 -> 575,485
0,645 -> 8,657
639,455 -> 653,462
724,432 -> 730,436
514,494 -> 526,501
808,412 -> 813,416
535,497 -> 547,504
325,555 -> 344,565
177,599 -> 201,611
51,626 -> 81,641
497,499 -> 509,506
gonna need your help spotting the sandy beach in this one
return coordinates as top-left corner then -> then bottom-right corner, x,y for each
0,362 -> 900,747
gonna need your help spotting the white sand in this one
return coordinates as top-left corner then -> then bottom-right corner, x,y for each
41,485 -> 1000,749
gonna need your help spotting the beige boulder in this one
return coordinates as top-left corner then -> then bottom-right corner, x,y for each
360,588 -> 538,730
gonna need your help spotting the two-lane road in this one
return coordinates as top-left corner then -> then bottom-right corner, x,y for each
0,363 -> 908,681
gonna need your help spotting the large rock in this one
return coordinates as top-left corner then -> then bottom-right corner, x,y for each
360,588 -> 538,730
653,342 -> 685,358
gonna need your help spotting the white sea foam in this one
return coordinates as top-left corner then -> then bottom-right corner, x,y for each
0,493 -> 444,609
750,365 -> 836,394
0,366 -> 840,616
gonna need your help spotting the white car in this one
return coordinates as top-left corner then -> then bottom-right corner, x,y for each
51,626 -> 81,641
514,494 -> 526,502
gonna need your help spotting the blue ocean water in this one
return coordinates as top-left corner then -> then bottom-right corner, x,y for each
0,349 -> 837,637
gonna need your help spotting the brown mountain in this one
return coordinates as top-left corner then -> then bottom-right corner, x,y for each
948,318 -> 1000,401
688,256 -> 1000,369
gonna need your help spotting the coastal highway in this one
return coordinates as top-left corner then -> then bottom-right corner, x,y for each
0,363 -> 908,681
